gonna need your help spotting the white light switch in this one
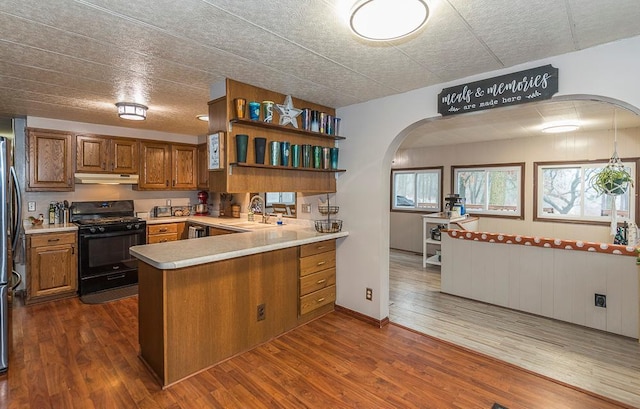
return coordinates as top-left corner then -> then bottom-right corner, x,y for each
28,201 -> 36,212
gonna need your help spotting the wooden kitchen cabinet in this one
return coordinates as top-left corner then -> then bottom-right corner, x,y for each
298,239 -> 336,317
26,128 -> 74,191
197,143 -> 209,189
137,141 -> 197,190
147,222 -> 185,243
26,232 -> 78,304
76,134 -> 138,174
208,79 -> 344,193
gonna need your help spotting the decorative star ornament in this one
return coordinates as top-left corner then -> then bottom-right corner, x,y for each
275,95 -> 302,128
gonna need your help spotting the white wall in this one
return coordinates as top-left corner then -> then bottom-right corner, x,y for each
336,35 -> 640,321
390,126 -> 640,252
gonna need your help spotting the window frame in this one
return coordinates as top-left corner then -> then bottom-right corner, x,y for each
390,166 -> 443,213
533,159 -> 638,225
451,162 -> 525,219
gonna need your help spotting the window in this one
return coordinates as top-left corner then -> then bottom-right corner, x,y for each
535,161 -> 636,223
391,167 -> 442,211
265,192 -> 295,206
452,164 -> 524,218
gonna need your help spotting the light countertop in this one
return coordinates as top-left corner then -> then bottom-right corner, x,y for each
130,223 -> 348,270
24,222 -> 77,234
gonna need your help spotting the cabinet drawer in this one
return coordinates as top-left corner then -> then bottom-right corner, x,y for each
299,240 -> 336,258
299,250 -> 336,277
300,285 -> 336,315
148,223 -> 178,235
300,268 -> 336,296
29,232 -> 76,248
147,233 -> 178,244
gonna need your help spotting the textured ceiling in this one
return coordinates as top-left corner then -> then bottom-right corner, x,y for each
0,0 -> 639,138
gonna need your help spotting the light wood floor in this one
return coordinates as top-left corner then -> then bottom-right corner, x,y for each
2,295 -> 631,408
389,249 -> 640,408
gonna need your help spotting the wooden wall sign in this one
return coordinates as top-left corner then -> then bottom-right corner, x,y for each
438,64 -> 558,116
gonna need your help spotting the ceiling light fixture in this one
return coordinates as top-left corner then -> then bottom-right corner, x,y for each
116,102 -> 148,121
541,122 -> 580,133
196,114 -> 209,122
349,0 -> 429,41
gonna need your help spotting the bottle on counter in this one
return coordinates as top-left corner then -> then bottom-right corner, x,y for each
48,202 -> 56,225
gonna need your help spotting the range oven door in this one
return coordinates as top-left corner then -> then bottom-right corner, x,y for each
78,228 -> 146,295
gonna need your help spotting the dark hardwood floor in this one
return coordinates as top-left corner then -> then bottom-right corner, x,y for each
1,294 -> 631,408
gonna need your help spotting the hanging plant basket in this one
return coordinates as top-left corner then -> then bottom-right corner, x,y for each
589,157 -> 633,196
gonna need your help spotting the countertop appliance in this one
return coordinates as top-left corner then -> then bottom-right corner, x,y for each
0,133 -> 21,374
70,200 -> 146,297
195,190 -> 209,215
153,206 -> 172,218
444,194 -> 466,216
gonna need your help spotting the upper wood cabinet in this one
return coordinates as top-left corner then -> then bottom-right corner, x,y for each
208,79 -> 342,193
76,134 -> 139,174
26,128 -> 74,191
136,141 -> 197,190
197,143 -> 209,189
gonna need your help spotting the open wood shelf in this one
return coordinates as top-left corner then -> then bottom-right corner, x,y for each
230,162 -> 346,173
230,118 -> 346,141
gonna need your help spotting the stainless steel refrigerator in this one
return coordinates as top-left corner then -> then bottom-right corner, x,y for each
0,133 -> 21,373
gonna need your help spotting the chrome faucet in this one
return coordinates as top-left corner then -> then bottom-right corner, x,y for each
249,195 -> 270,223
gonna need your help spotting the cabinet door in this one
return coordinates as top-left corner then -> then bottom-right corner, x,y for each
139,142 -> 171,189
76,135 -> 109,172
28,242 -> 77,301
27,129 -> 74,191
110,138 -> 139,174
172,145 -> 197,190
197,143 -> 209,189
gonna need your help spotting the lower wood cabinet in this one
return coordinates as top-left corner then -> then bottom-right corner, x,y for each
298,239 -> 336,316
26,232 -> 78,304
147,223 -> 185,244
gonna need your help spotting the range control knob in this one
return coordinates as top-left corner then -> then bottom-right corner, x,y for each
98,226 -> 105,233
134,223 -> 141,229
89,227 -> 96,233
126,224 -> 133,230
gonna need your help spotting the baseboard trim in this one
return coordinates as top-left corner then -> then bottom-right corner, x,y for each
334,304 -> 389,328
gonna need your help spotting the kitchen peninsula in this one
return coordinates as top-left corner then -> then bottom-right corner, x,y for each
129,219 -> 347,387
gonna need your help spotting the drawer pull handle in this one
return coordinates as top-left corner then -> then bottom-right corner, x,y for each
47,238 -> 60,242
317,261 -> 326,266
316,297 -> 325,303
159,228 -> 168,232
316,279 -> 327,284
316,245 -> 326,250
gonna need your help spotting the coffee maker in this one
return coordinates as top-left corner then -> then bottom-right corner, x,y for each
444,194 -> 465,217
195,190 -> 209,215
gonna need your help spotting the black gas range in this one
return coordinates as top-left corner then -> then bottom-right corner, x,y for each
70,200 -> 146,296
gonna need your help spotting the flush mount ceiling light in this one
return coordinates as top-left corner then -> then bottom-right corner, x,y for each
115,102 -> 148,121
196,114 -> 209,122
349,0 -> 429,41
541,122 -> 580,133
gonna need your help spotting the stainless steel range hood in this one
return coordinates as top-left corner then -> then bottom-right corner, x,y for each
74,173 -> 139,184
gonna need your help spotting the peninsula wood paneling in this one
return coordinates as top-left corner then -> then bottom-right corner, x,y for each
138,247 -> 299,386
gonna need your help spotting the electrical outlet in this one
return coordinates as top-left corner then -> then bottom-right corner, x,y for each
301,204 -> 311,213
28,201 -> 36,212
595,294 -> 607,308
365,288 -> 373,301
257,303 -> 266,321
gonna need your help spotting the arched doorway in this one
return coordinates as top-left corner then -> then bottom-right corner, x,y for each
386,96 -> 640,407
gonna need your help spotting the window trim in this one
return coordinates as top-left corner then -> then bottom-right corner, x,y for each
451,162 -> 525,219
533,159 -> 639,225
390,166 -> 443,213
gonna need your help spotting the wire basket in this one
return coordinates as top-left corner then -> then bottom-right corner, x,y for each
318,205 -> 339,215
314,219 -> 343,233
